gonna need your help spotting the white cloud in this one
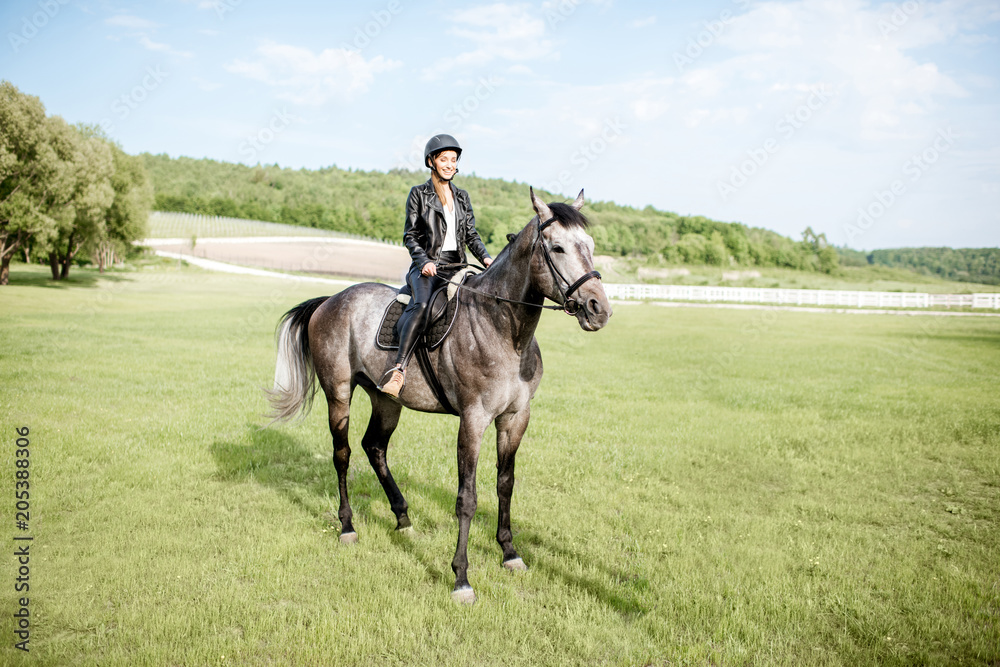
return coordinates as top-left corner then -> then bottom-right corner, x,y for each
668,0 -> 975,140
192,76 -> 223,92
622,76 -> 675,121
630,16 -> 657,29
105,15 -> 161,29
103,12 -> 191,57
137,34 -> 193,58
422,3 -> 555,79
225,41 -> 401,105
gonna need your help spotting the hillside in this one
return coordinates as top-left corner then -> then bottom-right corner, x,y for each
141,154 -> 838,273
839,246 -> 1000,286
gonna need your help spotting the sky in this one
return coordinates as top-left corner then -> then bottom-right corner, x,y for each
2,0 -> 999,250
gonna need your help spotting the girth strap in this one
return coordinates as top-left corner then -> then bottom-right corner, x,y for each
415,346 -> 458,416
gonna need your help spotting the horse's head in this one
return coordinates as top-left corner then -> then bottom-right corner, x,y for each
528,187 -> 612,331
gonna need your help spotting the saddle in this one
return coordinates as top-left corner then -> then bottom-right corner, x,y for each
375,267 -> 479,416
375,266 -> 479,352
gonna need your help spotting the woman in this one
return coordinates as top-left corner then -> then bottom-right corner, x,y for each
380,133 -> 493,397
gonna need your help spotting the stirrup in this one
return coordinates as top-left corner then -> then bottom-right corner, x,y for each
379,366 -> 405,397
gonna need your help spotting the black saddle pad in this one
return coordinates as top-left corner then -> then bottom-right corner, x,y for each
376,288 -> 460,351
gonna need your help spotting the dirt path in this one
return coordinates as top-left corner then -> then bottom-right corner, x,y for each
145,237 -> 411,282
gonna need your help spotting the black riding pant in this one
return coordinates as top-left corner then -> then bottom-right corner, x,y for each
394,251 -> 462,369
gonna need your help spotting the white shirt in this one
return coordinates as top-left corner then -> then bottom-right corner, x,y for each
441,202 -> 458,252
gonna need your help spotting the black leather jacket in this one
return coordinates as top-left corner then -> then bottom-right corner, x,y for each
403,179 -> 491,273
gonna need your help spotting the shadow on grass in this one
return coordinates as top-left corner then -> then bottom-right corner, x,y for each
5,266 -> 132,289
211,423 -> 648,618
211,425 -> 369,520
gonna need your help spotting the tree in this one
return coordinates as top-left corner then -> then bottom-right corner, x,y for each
676,233 -> 708,264
89,134 -> 153,272
0,81 -> 57,285
705,230 -> 728,266
724,226 -> 750,264
42,118 -> 114,280
801,226 -> 839,274
1,83 -> 153,283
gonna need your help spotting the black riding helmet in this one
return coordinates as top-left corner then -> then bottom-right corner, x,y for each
424,133 -> 462,168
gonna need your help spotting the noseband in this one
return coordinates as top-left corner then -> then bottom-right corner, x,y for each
537,216 -> 602,315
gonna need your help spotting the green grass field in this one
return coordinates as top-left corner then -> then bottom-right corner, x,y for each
1,263 -> 998,666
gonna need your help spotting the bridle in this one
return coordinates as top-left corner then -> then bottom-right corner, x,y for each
442,215 -> 602,316
536,215 -> 602,315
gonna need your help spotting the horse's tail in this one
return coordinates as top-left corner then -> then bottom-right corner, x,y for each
264,296 -> 328,425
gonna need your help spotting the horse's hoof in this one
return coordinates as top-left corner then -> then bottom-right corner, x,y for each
397,526 -> 415,535
503,557 -> 527,572
451,587 -> 476,605
339,531 -> 358,544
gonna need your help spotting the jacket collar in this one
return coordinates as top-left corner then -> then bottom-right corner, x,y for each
421,178 -> 458,215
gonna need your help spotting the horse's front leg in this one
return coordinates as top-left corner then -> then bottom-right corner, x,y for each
451,411 -> 490,604
496,407 -> 530,570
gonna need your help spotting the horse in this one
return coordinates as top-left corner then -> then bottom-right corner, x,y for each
265,187 -> 612,603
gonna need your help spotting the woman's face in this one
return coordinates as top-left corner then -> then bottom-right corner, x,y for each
431,150 -> 458,180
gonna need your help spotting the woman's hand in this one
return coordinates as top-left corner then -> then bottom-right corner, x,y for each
483,257 -> 493,268
421,261 -> 437,277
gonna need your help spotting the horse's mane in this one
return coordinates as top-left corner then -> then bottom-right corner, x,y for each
546,202 -> 590,229
486,200 -> 591,270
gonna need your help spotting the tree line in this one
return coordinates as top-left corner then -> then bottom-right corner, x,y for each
142,152 -> 841,273
0,81 -> 153,285
838,245 -> 1000,285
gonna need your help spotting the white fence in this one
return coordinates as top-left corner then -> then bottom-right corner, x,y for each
603,284 -> 1000,310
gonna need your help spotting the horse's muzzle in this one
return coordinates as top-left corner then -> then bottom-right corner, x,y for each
574,289 -> 612,331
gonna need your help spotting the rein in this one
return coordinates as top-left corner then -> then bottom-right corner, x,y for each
439,216 -> 602,316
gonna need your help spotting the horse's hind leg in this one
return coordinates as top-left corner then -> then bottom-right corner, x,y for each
496,408 -> 530,570
360,391 -> 410,531
327,382 -> 358,543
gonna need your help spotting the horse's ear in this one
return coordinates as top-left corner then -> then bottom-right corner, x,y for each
529,186 -> 552,224
571,189 -> 585,211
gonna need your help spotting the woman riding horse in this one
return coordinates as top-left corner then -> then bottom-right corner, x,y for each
267,186 -> 611,603
380,133 -> 493,397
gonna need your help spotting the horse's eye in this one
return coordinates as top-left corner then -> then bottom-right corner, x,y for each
553,246 -> 565,254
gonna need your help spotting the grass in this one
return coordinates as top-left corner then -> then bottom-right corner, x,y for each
1,263 -> 998,666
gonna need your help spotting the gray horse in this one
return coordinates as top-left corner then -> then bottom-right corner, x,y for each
265,188 -> 611,603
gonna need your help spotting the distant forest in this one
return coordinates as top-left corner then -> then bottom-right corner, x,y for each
141,154 -> 999,283
141,154 -> 839,273
839,246 -> 1000,285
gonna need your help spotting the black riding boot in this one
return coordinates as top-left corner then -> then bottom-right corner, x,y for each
381,282 -> 431,396
381,257 -> 457,396
394,301 -> 427,370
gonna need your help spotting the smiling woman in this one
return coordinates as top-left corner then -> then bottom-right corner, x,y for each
379,133 -> 494,397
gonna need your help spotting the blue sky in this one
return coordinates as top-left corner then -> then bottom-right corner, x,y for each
2,0 -> 998,249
